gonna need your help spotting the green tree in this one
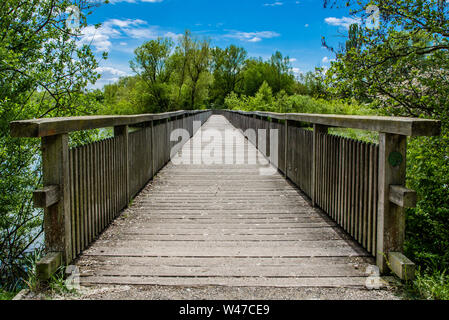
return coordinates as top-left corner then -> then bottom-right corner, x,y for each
323,0 -> 449,274
185,37 -> 212,109
130,38 -> 175,112
0,0 -> 104,290
241,52 -> 295,97
210,45 -> 247,106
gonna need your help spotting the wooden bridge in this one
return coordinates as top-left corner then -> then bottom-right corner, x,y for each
11,110 -> 440,288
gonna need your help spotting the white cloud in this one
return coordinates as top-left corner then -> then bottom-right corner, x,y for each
225,30 -> 280,43
264,2 -> 283,6
304,24 -> 309,28
78,18 -> 180,52
95,66 -> 128,77
322,56 -> 335,64
292,67 -> 301,77
324,16 -> 361,29
289,58 -> 297,62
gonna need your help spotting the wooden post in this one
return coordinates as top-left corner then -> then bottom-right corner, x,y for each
377,133 -> 407,273
114,125 -> 129,205
312,124 -> 328,207
41,134 -> 72,263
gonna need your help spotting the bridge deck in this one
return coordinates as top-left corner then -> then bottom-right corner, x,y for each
77,115 -> 374,287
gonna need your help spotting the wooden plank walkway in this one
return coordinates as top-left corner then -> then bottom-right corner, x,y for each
77,115 -> 374,287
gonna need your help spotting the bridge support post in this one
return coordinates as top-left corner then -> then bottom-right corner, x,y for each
312,124 -> 328,207
41,134 -> 72,264
114,125 -> 129,205
377,133 -> 407,273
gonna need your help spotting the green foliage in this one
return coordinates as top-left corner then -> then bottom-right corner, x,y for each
325,0 -> 449,297
0,289 -> 17,300
404,268 -> 449,300
225,81 -> 375,116
130,37 -> 175,112
241,52 -> 295,98
324,0 -> 449,117
22,248 -> 44,292
0,0 -> 104,290
210,45 -> 247,105
295,69 -> 329,99
406,124 -> 449,269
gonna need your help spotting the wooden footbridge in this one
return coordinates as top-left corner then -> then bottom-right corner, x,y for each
11,110 -> 440,287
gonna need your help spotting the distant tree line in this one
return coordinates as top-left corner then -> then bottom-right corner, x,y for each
100,30 -> 308,114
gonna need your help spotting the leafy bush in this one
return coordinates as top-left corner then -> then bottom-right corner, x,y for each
225,81 -> 375,116
405,269 -> 449,300
406,124 -> 449,270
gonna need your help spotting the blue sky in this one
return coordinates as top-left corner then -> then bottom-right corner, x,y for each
83,0 -> 358,88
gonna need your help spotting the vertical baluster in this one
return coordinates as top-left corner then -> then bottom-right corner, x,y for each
373,145 -> 379,256
73,148 -> 79,255
69,149 -> 75,258
98,141 -> 103,232
347,139 -> 353,233
106,139 -> 111,224
363,142 -> 369,249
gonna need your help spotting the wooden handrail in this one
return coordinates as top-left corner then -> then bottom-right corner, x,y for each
225,110 -> 441,137
10,110 -> 209,138
10,108 -> 441,282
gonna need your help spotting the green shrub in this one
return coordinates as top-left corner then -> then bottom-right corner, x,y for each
405,269 -> 449,300
405,124 -> 449,270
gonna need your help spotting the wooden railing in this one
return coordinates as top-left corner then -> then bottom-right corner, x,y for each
10,110 -> 212,279
10,109 -> 441,281
221,110 -> 440,279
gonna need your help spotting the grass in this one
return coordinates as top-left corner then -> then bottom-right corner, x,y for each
401,268 -> 449,300
0,289 -> 18,300
18,249 -> 81,299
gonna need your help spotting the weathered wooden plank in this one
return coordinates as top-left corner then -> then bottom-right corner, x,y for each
372,145 -> 379,255
81,276 -> 369,288
377,133 -> 407,272
388,252 -> 415,280
78,256 -> 373,267
362,143 -> 369,249
10,110 -> 209,138
74,115 -> 374,287
33,185 -> 60,209
69,150 -> 75,258
284,113 -> 441,137
222,110 -> 441,137
81,264 -> 367,278
94,231 -> 351,241
36,252 -> 62,281
87,143 -> 93,244
85,245 -> 370,257
75,147 -> 83,254
389,185 -> 417,208
41,134 -> 72,262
